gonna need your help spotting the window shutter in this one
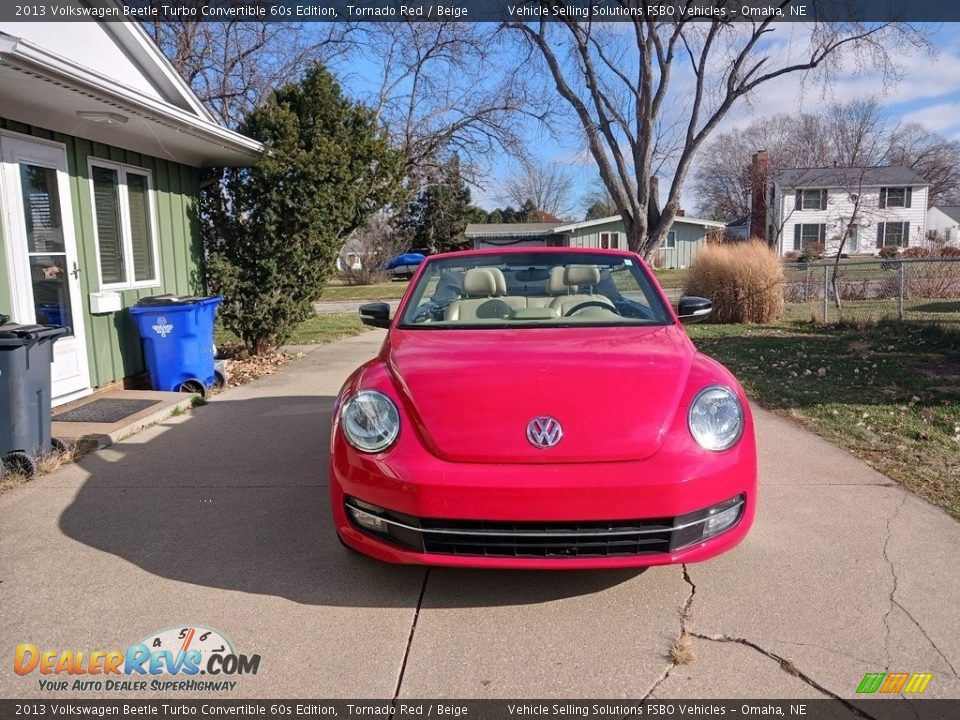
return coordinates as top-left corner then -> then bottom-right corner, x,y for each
905,187 -> 912,208
126,172 -> 156,282
818,224 -> 826,243
876,223 -> 885,249
820,189 -> 828,210
795,190 -> 802,209
879,187 -> 887,209
903,222 -> 910,247
793,224 -> 801,251
91,166 -> 125,285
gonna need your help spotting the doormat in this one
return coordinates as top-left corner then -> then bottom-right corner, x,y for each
54,399 -> 161,423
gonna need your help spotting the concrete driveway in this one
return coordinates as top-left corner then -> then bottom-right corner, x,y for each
2,331 -> 959,701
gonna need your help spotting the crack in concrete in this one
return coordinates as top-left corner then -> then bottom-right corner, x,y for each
662,568 -> 875,718
880,494 -> 959,680
769,639 -> 872,666
882,494 -> 908,673
641,564 -> 696,701
689,632 -> 877,719
391,568 -> 430,704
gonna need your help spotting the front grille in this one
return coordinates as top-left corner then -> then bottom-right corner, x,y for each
344,496 -> 744,559
418,518 -> 674,557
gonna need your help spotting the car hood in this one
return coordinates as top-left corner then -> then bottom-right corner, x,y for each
385,325 -> 695,463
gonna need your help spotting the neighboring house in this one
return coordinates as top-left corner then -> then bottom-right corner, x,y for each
465,214 -> 725,269
0,9 -> 261,406
926,206 -> 960,244
725,216 -> 751,240
767,165 -> 929,256
465,222 -> 567,249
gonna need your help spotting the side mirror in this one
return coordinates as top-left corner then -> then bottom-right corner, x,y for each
359,302 -> 391,329
677,296 -> 712,324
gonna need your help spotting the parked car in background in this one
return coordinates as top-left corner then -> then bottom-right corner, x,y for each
386,252 -> 426,280
330,247 -> 757,569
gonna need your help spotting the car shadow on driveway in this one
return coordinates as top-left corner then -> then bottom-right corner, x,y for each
57,394 -> 641,608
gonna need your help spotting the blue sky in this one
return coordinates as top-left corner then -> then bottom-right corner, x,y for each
332,22 -> 960,218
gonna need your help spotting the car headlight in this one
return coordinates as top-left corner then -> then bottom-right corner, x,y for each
340,390 -> 400,453
688,385 -> 744,452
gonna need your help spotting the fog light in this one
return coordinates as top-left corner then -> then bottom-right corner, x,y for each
702,496 -> 744,539
704,505 -> 740,537
347,499 -> 389,534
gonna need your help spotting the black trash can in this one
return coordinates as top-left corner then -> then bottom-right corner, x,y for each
0,319 -> 69,477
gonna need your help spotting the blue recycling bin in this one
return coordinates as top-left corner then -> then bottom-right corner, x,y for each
129,295 -> 222,394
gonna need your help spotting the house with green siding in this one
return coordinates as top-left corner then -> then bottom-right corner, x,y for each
466,214 -> 725,268
0,16 -> 261,406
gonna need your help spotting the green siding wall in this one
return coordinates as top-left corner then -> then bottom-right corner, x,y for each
567,218 -> 709,269
0,119 -> 204,388
658,223 -> 707,269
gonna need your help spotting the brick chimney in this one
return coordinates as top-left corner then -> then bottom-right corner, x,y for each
676,208 -> 685,217
749,150 -> 768,240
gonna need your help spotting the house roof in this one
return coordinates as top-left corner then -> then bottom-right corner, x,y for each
466,213 -> 725,238
726,216 -> 750,228
552,213 -> 726,232
934,206 -> 960,223
0,11 -> 261,167
465,222 -> 564,238
774,165 -> 928,189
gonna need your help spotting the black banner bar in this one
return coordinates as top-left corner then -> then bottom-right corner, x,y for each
2,700 -> 960,720
1,0 -> 957,24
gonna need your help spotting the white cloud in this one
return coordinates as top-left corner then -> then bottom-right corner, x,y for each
900,101 -> 960,136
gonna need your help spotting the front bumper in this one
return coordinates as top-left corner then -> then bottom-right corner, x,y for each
330,431 -> 756,569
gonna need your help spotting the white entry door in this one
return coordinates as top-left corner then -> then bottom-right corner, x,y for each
1,132 -> 91,404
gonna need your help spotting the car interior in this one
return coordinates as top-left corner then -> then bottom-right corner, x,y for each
402,261 -> 669,326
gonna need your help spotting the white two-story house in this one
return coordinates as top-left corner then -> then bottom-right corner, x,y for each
768,166 -> 929,256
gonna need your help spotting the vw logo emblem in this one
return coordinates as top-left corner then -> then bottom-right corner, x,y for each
527,416 -> 563,449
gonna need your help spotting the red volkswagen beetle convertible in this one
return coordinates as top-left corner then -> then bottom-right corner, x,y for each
330,248 -> 756,569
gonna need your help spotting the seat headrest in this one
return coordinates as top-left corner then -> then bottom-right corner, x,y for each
462,268 -> 497,297
564,265 -> 601,287
487,267 -> 507,296
547,266 -> 572,295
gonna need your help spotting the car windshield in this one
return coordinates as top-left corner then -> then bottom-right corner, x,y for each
398,252 -> 672,328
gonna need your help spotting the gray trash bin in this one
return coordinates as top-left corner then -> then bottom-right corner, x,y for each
0,318 -> 69,477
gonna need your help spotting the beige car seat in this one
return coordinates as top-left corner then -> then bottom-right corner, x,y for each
444,268 -> 512,321
487,267 -> 529,312
549,266 -> 614,316
528,266 -> 573,308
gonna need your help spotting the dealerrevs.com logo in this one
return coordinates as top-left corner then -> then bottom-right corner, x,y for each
14,625 -> 261,693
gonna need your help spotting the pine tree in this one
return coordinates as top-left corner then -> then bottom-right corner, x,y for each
200,64 -> 402,354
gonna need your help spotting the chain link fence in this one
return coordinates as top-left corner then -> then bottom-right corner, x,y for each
782,258 -> 960,325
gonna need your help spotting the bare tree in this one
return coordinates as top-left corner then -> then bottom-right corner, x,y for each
340,22 -> 534,190
504,12 -> 930,259
146,6 -> 356,127
885,123 -> 960,206
501,158 -> 576,218
693,99 -> 916,221
692,114 -> 807,219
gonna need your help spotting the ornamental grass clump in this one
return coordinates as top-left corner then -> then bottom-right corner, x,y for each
684,239 -> 785,324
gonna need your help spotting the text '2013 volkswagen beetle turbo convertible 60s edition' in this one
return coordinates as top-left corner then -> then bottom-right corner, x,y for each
330,247 -> 756,569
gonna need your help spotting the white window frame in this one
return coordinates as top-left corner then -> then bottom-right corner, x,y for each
664,231 -> 677,249
884,187 -> 907,208
879,221 -> 909,248
599,231 -> 619,249
800,189 -> 823,210
88,159 -> 161,290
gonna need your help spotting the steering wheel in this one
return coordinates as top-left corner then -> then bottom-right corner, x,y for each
563,301 -> 622,317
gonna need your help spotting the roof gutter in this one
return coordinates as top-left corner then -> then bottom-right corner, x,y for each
0,35 -> 262,161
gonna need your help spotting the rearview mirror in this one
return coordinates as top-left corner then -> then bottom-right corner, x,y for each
677,296 -> 712,324
359,302 -> 391,329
